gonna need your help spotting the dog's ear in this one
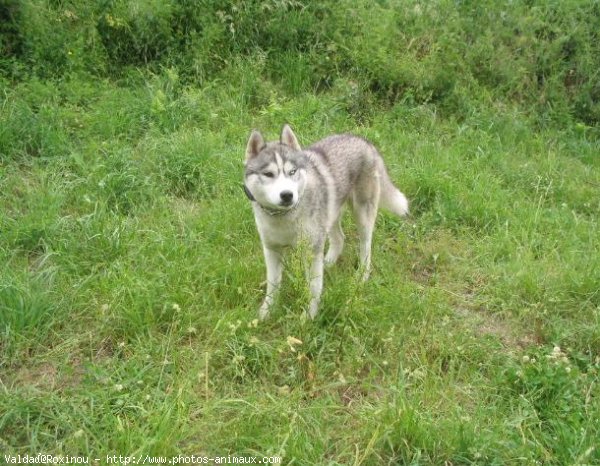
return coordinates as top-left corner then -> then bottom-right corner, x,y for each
245,130 -> 265,162
280,124 -> 301,151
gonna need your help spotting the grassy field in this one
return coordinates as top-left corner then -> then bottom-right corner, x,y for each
1,1 -> 600,464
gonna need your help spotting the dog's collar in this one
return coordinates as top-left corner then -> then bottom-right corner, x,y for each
243,184 -> 256,202
243,184 -> 297,217
259,204 -> 297,217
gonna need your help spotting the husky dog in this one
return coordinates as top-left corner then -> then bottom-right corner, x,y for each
244,125 -> 409,320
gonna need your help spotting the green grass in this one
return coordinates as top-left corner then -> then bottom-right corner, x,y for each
1,1 -> 600,464
1,73 -> 598,464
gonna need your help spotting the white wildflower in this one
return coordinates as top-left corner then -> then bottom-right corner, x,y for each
286,336 -> 303,352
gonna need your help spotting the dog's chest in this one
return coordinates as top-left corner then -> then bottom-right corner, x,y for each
253,205 -> 326,249
255,213 -> 300,248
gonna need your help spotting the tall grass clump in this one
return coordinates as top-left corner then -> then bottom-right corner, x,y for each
0,269 -> 61,360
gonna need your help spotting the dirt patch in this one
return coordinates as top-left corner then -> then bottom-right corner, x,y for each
454,306 -> 538,349
338,384 -> 367,407
1,359 -> 85,392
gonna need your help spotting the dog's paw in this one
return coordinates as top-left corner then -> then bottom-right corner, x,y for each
358,263 -> 372,282
324,247 -> 342,266
307,301 -> 319,320
324,254 -> 338,267
258,302 -> 271,321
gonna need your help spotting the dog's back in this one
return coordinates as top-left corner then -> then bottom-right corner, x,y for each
307,134 -> 409,217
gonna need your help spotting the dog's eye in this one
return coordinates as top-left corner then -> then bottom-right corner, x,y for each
263,172 -> 274,178
289,169 -> 297,176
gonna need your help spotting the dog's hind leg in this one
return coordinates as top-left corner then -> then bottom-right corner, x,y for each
259,247 -> 283,320
352,174 -> 381,281
308,243 -> 325,319
325,212 -> 345,266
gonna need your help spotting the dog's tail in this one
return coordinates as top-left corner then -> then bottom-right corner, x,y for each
379,172 -> 409,217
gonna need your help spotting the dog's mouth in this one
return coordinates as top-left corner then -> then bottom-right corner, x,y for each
258,199 -> 298,215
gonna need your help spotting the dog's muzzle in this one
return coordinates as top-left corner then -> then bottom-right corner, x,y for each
279,190 -> 294,206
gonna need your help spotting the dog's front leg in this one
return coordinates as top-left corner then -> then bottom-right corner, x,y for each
259,247 -> 283,320
307,244 -> 325,319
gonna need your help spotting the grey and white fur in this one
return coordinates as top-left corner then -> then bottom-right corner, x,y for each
244,125 -> 409,320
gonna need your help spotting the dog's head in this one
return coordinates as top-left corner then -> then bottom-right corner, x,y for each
243,125 -> 307,212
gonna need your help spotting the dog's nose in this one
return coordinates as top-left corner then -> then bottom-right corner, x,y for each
280,191 -> 293,204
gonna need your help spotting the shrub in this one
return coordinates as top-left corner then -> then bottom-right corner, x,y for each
1,0 -> 599,125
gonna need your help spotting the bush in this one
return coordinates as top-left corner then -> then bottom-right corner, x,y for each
1,0 -> 599,125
